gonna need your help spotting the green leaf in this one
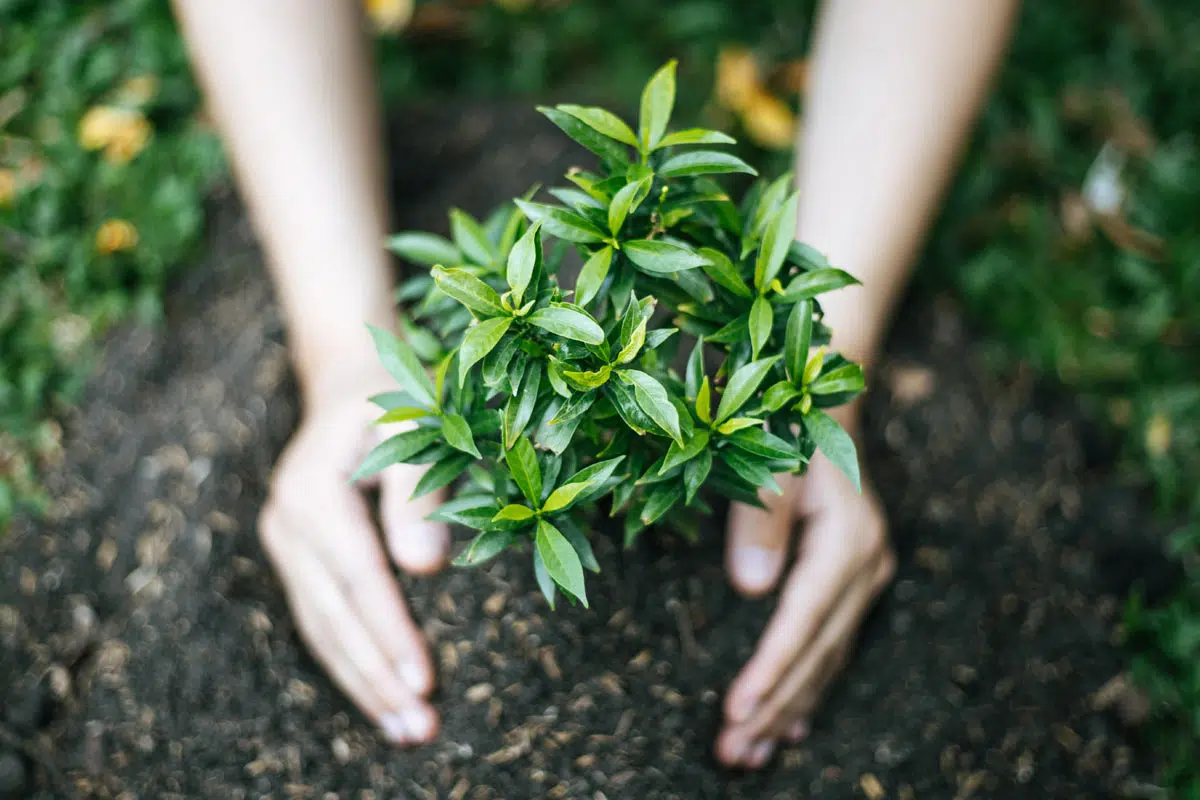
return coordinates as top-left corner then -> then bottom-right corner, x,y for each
645,328 -> 677,350
780,268 -> 860,300
506,220 -> 542,306
386,232 -> 461,267
721,450 -> 781,494
538,106 -> 631,168
558,519 -> 601,573
453,530 -> 519,566
716,416 -> 763,434
557,104 -> 639,148
562,456 -> 625,495
482,333 -> 521,387
514,199 -> 607,244
697,247 -> 752,298
546,358 -> 572,398
639,60 -> 676,151
411,453 -> 473,499
431,267 -> 507,318
805,409 -> 861,493
542,481 -> 592,513
762,381 -> 802,412
784,299 -> 814,384
608,175 -> 653,236
376,406 -> 433,424
715,356 -> 779,424
695,376 -> 712,424
755,191 -> 799,292
459,317 -> 512,386
641,484 -> 683,525
532,547 -> 558,609
684,448 -> 712,504
623,369 -> 683,445
624,240 -> 708,275
749,295 -> 773,360
685,336 -> 706,398
441,413 -> 481,458
536,519 -> 588,606
809,363 -> 866,395
528,304 -> 605,345
504,362 -> 542,447
366,325 -> 437,410
802,346 -> 826,387
505,436 -> 542,505
562,364 -> 612,389
748,173 -> 793,242
661,428 -> 710,473
430,494 -> 500,529
370,391 -> 419,411
450,208 -> 497,267
352,426 -> 442,482
654,128 -> 737,149
788,240 -> 833,269
575,245 -> 614,307
616,314 -> 648,365
707,314 -> 748,344
659,151 -> 757,179
492,503 -> 535,522
726,427 -> 796,460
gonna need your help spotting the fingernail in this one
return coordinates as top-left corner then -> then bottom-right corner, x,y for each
402,706 -> 435,742
748,739 -> 775,767
380,713 -> 408,743
398,661 -> 429,695
787,719 -> 809,742
392,524 -> 448,572
733,546 -> 781,592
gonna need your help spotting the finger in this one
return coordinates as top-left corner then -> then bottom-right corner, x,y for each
723,517 -> 849,725
725,475 -> 797,596
379,462 -> 450,575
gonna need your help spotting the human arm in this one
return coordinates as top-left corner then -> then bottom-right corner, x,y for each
719,0 -> 1019,766
171,0 -> 447,744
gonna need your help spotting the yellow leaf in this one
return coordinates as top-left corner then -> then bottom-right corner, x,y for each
365,0 -> 413,33
102,113 -> 152,164
739,88 -> 797,151
715,47 -> 761,112
95,219 -> 139,254
78,105 -> 126,150
0,168 -> 15,207
1145,412 -> 1171,457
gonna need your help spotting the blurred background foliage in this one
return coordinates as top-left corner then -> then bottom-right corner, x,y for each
1,0 -> 1197,790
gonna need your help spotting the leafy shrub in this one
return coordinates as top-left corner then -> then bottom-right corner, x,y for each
362,63 -> 863,607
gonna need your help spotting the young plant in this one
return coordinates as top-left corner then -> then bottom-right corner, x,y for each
361,61 -> 864,609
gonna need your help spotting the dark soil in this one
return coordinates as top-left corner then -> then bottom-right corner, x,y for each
1,104 -> 1171,799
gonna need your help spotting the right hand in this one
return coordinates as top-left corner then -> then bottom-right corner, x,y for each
257,359 -> 449,745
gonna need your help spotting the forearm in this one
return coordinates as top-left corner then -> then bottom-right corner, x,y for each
796,0 -> 1018,372
172,0 -> 395,401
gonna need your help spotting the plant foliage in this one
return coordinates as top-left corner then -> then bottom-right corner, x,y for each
365,63 -> 863,608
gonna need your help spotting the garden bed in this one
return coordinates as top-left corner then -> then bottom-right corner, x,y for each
0,103 -> 1168,799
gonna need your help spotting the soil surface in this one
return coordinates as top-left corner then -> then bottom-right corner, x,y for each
1,104 -> 1172,799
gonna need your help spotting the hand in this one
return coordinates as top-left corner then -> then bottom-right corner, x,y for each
716,414 -> 895,768
257,359 -> 450,745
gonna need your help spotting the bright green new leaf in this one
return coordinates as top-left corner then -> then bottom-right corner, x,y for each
528,304 -> 605,345
506,219 -> 542,306
698,247 -> 752,298
802,345 -> 826,386
386,232 -> 461,267
715,356 -> 779,423
716,416 -> 763,434
492,503 -> 535,522
805,409 -> 861,493
574,245 -> 614,307
441,413 -> 481,458
809,363 -> 866,395
608,175 -> 653,236
654,128 -> 737,149
562,364 -> 612,389
542,480 -> 592,513
639,60 -> 677,151
366,324 -> 437,410
352,426 -> 441,482
376,406 -> 432,425
754,191 -> 799,292
505,436 -> 542,505
749,295 -> 773,360
459,317 -> 513,386
616,314 -> 649,365
557,104 -> 640,147
450,208 -> 497,268
536,519 -> 588,607
695,376 -> 712,424
784,299 -> 813,384
658,151 -> 757,179
624,240 -> 708,274
622,369 -> 683,445
431,267 -> 507,318
780,268 -> 860,300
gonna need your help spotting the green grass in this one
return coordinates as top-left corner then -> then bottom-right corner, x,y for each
2,0 -> 1197,791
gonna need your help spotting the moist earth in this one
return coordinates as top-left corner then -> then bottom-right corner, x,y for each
0,104 -> 1170,799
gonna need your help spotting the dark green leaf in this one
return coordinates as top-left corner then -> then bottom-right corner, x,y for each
367,325 -> 437,410
450,208 -> 497,267
604,380 -> 658,434
659,150 -> 757,179
515,199 -> 607,244
697,247 -> 752,297
788,240 -> 833,270
608,175 -> 653,236
536,520 -> 588,606
453,530 -> 519,566
721,449 -> 781,494
754,191 -> 799,292
641,483 -> 683,525
685,336 -> 706,398
623,370 -> 683,445
442,413 -> 481,458
353,426 -> 442,482
506,220 -> 542,306
639,60 -> 676,151
726,427 -> 796,460
809,363 -> 866,395
684,449 -> 712,504
661,428 -> 710,473
762,380 -> 802,412
482,333 -> 521,387
805,409 -> 861,493
538,106 -> 631,168
412,454 -> 473,499
386,232 -> 461,267
784,299 -> 813,384
780,268 -> 861,300
459,317 -> 513,386
504,361 -> 542,447
532,547 -> 558,609
431,267 -> 506,317
558,518 -> 601,573
645,328 -> 677,350
430,494 -> 499,529
505,436 -> 542,505
749,295 -> 773,360
654,128 -> 736,149
624,239 -> 708,275
528,304 -> 605,344
574,245 -> 614,307
715,356 -> 779,423
707,314 -> 748,344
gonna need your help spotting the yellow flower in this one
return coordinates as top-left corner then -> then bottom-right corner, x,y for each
716,48 -> 761,112
0,168 -> 15,207
78,105 -> 126,150
103,113 -> 152,164
365,0 -> 413,33
740,88 -> 797,150
78,105 -> 151,162
1145,412 -> 1171,457
95,219 -> 139,254
119,74 -> 159,106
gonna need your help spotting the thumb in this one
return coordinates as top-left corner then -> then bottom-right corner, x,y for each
379,462 -> 450,576
725,475 -> 797,596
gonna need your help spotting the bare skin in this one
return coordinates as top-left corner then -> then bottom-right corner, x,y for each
172,0 -> 1016,764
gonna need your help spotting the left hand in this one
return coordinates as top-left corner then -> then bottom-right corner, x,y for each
715,414 -> 895,768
